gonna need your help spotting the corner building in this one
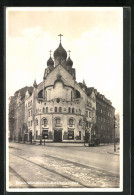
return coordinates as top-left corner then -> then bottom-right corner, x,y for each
24,39 -> 96,142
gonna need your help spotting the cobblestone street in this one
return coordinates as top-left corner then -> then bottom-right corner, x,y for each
8,142 -> 120,189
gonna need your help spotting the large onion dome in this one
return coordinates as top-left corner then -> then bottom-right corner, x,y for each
54,43 -> 67,59
66,56 -> 73,66
47,56 -> 54,66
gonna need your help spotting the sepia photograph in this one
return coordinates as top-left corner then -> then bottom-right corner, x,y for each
6,7 -> 123,192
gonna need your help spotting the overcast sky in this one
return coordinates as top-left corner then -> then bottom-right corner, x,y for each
6,7 -> 123,114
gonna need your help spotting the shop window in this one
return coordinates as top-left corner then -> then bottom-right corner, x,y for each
55,107 -> 57,112
59,107 -> 62,112
42,130 -> 48,139
68,131 -> 74,140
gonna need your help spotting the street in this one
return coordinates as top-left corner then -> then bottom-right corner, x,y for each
8,142 -> 120,188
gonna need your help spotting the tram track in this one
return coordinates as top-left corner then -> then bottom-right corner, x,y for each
9,166 -> 34,188
43,153 -> 119,177
9,153 -> 88,188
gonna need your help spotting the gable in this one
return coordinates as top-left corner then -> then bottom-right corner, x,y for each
44,65 -> 75,88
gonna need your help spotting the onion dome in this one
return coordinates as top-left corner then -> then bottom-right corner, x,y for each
54,43 -> 67,59
47,56 -> 54,66
66,56 -> 73,66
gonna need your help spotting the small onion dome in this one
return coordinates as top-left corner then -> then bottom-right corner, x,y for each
66,56 -> 73,66
47,56 -> 54,66
54,43 -> 67,59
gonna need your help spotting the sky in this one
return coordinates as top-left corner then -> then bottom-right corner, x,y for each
6,7 -> 123,114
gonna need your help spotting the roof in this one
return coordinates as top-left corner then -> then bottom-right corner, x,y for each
14,86 -> 34,98
86,87 -> 94,96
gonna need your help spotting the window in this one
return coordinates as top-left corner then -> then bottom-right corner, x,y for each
36,119 -> 38,126
86,111 -> 88,117
68,131 -> 74,140
42,130 -> 48,139
43,119 -> 48,127
79,119 -> 82,126
31,120 -> 32,126
46,91 -> 47,101
55,118 -> 61,124
31,110 -> 32,116
59,107 -> 62,112
89,112 -> 92,118
55,107 -> 57,112
69,119 -> 74,125
46,107 -> 48,113
72,108 -> 74,113
68,107 -> 71,113
29,111 -> 30,117
79,131 -> 81,140
71,91 -> 72,101
43,107 -> 45,113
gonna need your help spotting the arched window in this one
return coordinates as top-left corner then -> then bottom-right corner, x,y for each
55,118 -> 61,124
46,107 -> 48,113
72,108 -> 74,113
59,107 -> 62,112
79,119 -> 82,126
55,107 -> 57,112
71,91 -> 72,101
42,118 -> 48,127
68,107 -> 71,113
69,118 -> 74,125
42,107 -> 45,113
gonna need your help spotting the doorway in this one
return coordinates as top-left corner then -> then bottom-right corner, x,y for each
54,130 -> 62,142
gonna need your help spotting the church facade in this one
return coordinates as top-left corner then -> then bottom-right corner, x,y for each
9,35 -> 115,144
23,36 -> 96,143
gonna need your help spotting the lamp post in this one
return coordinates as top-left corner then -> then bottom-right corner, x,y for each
114,116 -> 117,152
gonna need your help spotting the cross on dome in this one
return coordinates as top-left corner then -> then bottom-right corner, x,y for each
67,50 -> 71,57
58,34 -> 63,43
49,50 -> 52,57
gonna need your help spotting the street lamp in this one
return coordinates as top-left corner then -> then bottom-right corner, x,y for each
114,116 -> 117,152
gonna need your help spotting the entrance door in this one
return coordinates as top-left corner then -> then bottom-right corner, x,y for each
54,130 -> 62,142
85,132 -> 90,143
